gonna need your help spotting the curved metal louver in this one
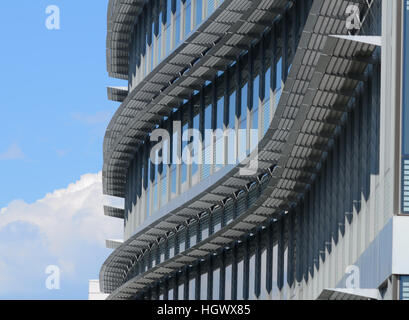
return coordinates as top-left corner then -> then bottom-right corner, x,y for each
100,0 -> 378,298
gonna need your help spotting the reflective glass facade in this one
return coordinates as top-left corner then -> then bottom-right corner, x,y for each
129,0 -> 225,91
128,50 -> 381,301
124,5 -> 302,238
101,0 -> 402,301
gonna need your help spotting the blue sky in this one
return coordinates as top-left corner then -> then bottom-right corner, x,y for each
0,0 -> 124,206
0,1 -> 123,299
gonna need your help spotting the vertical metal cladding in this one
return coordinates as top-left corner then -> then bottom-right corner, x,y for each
101,0 -> 383,300
138,73 -> 380,300
124,4 -> 302,238
402,3 -> 409,214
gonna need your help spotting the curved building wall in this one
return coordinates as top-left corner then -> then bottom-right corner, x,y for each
101,0 -> 391,301
128,0 -> 225,91
124,1 -> 305,239
117,55 -> 382,301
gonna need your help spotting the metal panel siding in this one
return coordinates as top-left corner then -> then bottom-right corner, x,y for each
101,0 -> 385,299
335,218 -> 393,290
403,4 -> 409,214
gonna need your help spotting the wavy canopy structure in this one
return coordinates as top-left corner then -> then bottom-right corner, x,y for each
101,0 -> 380,300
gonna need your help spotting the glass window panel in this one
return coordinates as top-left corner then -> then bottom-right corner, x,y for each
263,101 -> 270,135
201,225 -> 209,239
401,276 -> 409,300
179,241 -> 185,253
276,58 -> 282,90
189,278 -> 195,300
158,9 -> 163,63
166,0 -> 172,55
276,87 -> 282,108
154,152 -> 159,212
229,92 -> 235,129
205,103 -> 212,135
217,96 -> 224,129
249,254 -> 255,300
213,268 -> 220,298
182,122 -> 188,189
227,92 -> 236,165
213,217 -> 222,233
203,145 -> 212,178
146,160 -> 151,217
169,240 -> 175,258
282,248 -> 288,299
141,16 -> 147,78
216,96 -> 224,169
225,264 -> 232,300
253,75 -> 260,112
276,58 -> 283,107
190,230 -> 197,247
272,244 -> 279,299
227,130 -> 236,165
178,284 -> 184,299
207,0 -> 214,17
201,218 -> 209,239
265,68 -> 271,101
145,27 -> 149,75
240,84 -> 248,129
260,249 -> 267,300
201,272 -> 208,299
237,126 -> 247,163
252,107 -> 258,131
171,165 -> 177,198
237,260 -> 244,300
166,0 -> 171,27
185,0 -> 192,36
192,114 -> 200,178
153,183 -> 158,212
161,177 -> 167,207
196,0 -> 203,26
146,189 -> 150,217
203,103 -> 213,177
175,0 -> 181,46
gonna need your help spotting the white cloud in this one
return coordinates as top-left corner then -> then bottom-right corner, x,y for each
0,143 -> 25,160
0,172 -> 122,252
0,172 -> 123,299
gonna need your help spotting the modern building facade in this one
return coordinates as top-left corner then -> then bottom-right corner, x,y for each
100,0 -> 409,300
